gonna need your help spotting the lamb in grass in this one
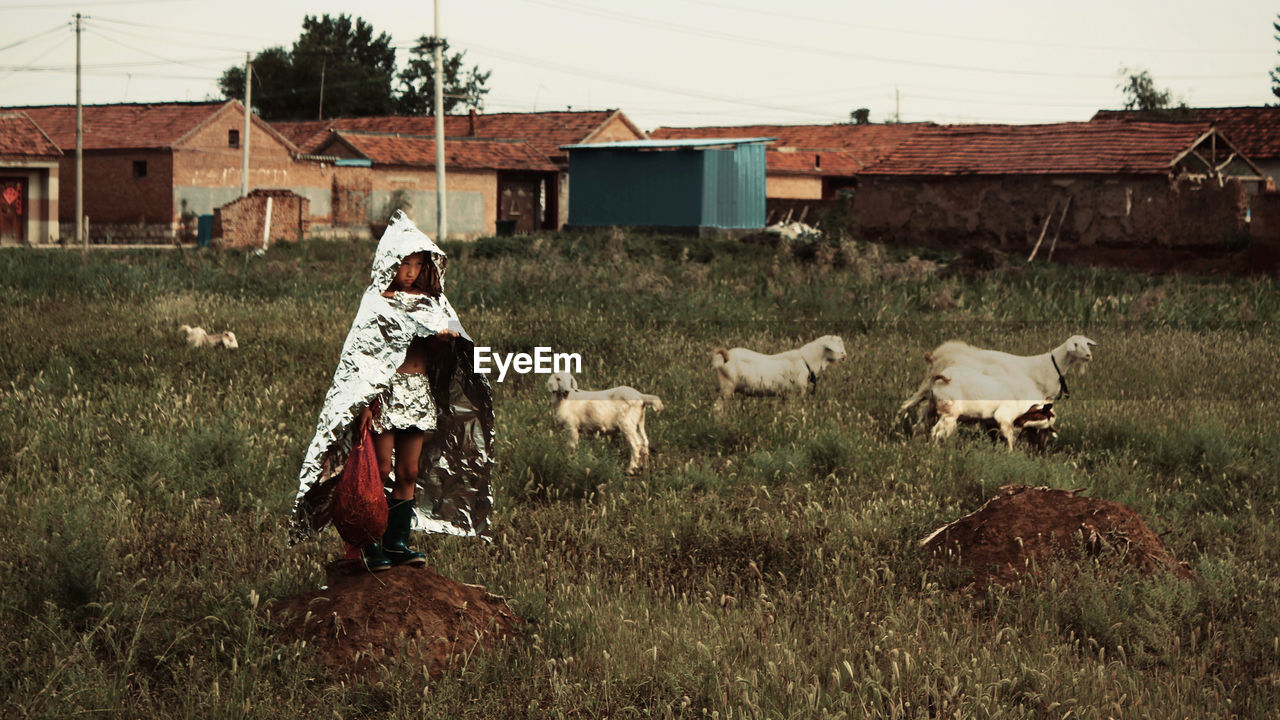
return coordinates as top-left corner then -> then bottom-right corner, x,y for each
179,324 -> 239,349
545,372 -> 663,475
929,366 -> 1057,451
713,335 -> 847,400
897,334 -> 1094,434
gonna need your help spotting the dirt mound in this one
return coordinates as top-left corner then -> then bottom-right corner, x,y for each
920,485 -> 1192,588
272,561 -> 524,680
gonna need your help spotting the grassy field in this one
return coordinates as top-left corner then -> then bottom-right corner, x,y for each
2,232 -> 1278,718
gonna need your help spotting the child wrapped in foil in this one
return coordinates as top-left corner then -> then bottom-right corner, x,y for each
289,212 -> 494,567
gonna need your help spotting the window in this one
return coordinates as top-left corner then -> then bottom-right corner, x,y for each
228,129 -> 240,148
133,161 -> 147,178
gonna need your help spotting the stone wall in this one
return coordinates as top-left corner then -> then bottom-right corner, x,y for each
853,174 -> 1248,249
212,189 -> 309,250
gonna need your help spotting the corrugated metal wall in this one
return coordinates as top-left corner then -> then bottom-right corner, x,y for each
701,144 -> 765,228
568,143 -> 765,229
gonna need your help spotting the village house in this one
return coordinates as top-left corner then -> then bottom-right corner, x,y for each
854,121 -> 1266,249
12,101 -> 297,243
1093,106 -> 1280,188
1,102 -> 646,242
0,111 -> 61,245
273,109 -> 646,232
648,122 -> 930,202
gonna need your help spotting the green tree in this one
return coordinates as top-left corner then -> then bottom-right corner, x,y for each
848,108 -> 870,125
218,14 -> 397,121
395,37 -> 491,115
1118,67 -> 1190,116
1121,66 -> 1187,112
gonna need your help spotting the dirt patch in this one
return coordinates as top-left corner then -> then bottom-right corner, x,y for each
272,561 -> 524,680
920,485 -> 1192,588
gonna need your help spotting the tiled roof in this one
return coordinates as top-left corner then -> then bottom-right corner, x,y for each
321,131 -> 558,172
0,112 -> 62,159
275,110 -> 630,158
651,122 -> 930,172
1093,106 -> 1280,160
10,102 -> 227,150
768,149 -> 864,176
862,122 -> 1216,176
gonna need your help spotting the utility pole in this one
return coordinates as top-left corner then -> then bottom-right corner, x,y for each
241,52 -> 251,197
318,55 -> 326,121
895,88 -> 901,124
433,0 -> 447,240
75,13 -> 84,249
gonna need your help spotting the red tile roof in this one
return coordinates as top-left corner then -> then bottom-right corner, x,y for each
0,112 -> 61,159
652,123 -> 930,173
10,102 -> 227,150
767,149 -> 865,176
275,110 -> 634,159
1093,106 -> 1280,160
862,122 -> 1216,176
321,131 -> 558,172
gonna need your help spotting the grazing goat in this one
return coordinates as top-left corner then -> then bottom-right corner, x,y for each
179,324 -> 238,349
929,367 -> 1057,451
713,335 -> 847,400
897,334 -> 1094,433
545,372 -> 663,475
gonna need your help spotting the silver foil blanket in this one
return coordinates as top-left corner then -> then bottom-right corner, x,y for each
288,211 -> 494,545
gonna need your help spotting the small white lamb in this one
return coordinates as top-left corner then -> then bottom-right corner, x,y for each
179,324 -> 238,349
712,335 -> 846,400
545,372 -> 663,475
929,366 -> 1056,451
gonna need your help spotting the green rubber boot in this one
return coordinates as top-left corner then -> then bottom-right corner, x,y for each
383,498 -> 427,566
361,543 -> 392,572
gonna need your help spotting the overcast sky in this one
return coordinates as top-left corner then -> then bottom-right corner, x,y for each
1,0 -> 1276,131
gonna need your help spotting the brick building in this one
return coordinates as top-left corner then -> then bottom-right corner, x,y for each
1093,107 -> 1280,189
855,121 -> 1266,248
0,111 -> 61,244
14,101 -> 297,243
274,109 -> 646,231
649,122 -> 930,200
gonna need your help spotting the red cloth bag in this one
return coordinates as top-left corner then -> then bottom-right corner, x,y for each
331,423 -> 387,552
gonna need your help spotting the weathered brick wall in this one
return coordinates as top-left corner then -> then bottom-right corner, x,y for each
56,150 -> 174,226
332,173 -> 371,225
1250,190 -> 1280,243
854,175 -> 1248,248
212,189 -> 309,250
767,175 -> 823,200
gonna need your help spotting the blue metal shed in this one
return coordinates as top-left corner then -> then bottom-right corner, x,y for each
561,137 -> 773,230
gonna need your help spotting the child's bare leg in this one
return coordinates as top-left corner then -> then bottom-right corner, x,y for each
392,430 -> 426,499
373,430 -> 395,481
384,429 -> 428,566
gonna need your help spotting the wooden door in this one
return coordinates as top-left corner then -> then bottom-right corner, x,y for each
0,178 -> 25,243
499,179 -> 540,233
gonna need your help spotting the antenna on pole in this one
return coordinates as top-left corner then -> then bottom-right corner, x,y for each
433,0 -> 447,240
241,52 -> 252,198
75,12 -> 84,249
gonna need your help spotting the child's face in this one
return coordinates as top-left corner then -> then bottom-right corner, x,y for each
392,253 -> 427,291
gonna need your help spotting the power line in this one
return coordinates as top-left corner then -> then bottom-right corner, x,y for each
516,0 -> 1262,82
0,0 -> 195,7
676,0 -> 1267,56
0,22 -> 71,54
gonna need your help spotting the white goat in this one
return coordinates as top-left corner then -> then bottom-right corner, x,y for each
179,324 -> 239,349
929,366 -> 1057,451
545,372 -> 663,475
897,334 -> 1094,433
713,335 -> 847,400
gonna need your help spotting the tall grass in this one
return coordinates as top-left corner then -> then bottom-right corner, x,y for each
1,232 -> 1278,717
